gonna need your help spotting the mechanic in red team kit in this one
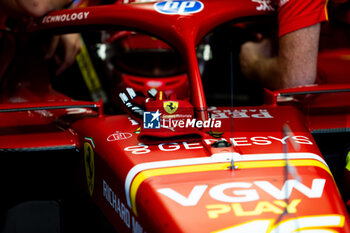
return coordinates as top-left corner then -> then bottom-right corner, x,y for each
0,0 -> 81,78
239,0 -> 329,90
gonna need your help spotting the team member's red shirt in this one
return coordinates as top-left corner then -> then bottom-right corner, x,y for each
278,0 -> 328,37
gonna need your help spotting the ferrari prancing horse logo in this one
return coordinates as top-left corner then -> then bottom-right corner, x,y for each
84,141 -> 95,196
163,101 -> 179,114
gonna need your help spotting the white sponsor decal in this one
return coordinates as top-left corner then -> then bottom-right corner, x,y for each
131,217 -> 144,233
42,11 -> 90,24
210,108 -> 273,119
157,179 -> 326,205
158,185 -> 208,206
66,108 -> 93,114
251,0 -> 275,11
103,180 -> 131,228
34,110 -> 53,117
124,136 -> 313,154
103,180 -> 146,233
124,144 -> 151,154
107,131 -> 133,142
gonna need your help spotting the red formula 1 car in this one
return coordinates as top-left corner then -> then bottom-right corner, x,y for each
1,0 -> 350,232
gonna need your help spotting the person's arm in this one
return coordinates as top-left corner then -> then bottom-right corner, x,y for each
0,0 -> 80,76
45,33 -> 81,76
0,0 -> 73,17
239,23 -> 320,90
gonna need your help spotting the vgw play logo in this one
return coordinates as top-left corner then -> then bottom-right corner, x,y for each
154,0 -> 204,15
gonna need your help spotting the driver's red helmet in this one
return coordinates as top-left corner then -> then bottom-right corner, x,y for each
105,30 -> 189,101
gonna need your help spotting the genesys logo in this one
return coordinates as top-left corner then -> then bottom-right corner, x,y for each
143,110 -> 221,129
154,0 -> 204,15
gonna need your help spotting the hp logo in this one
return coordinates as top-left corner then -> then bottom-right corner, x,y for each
154,1 -> 204,15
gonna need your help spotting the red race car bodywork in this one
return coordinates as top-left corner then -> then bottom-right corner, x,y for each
1,0 -> 350,232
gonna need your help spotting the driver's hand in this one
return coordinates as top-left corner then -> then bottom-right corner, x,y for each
45,33 -> 81,75
239,38 -> 272,79
119,87 -> 158,122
